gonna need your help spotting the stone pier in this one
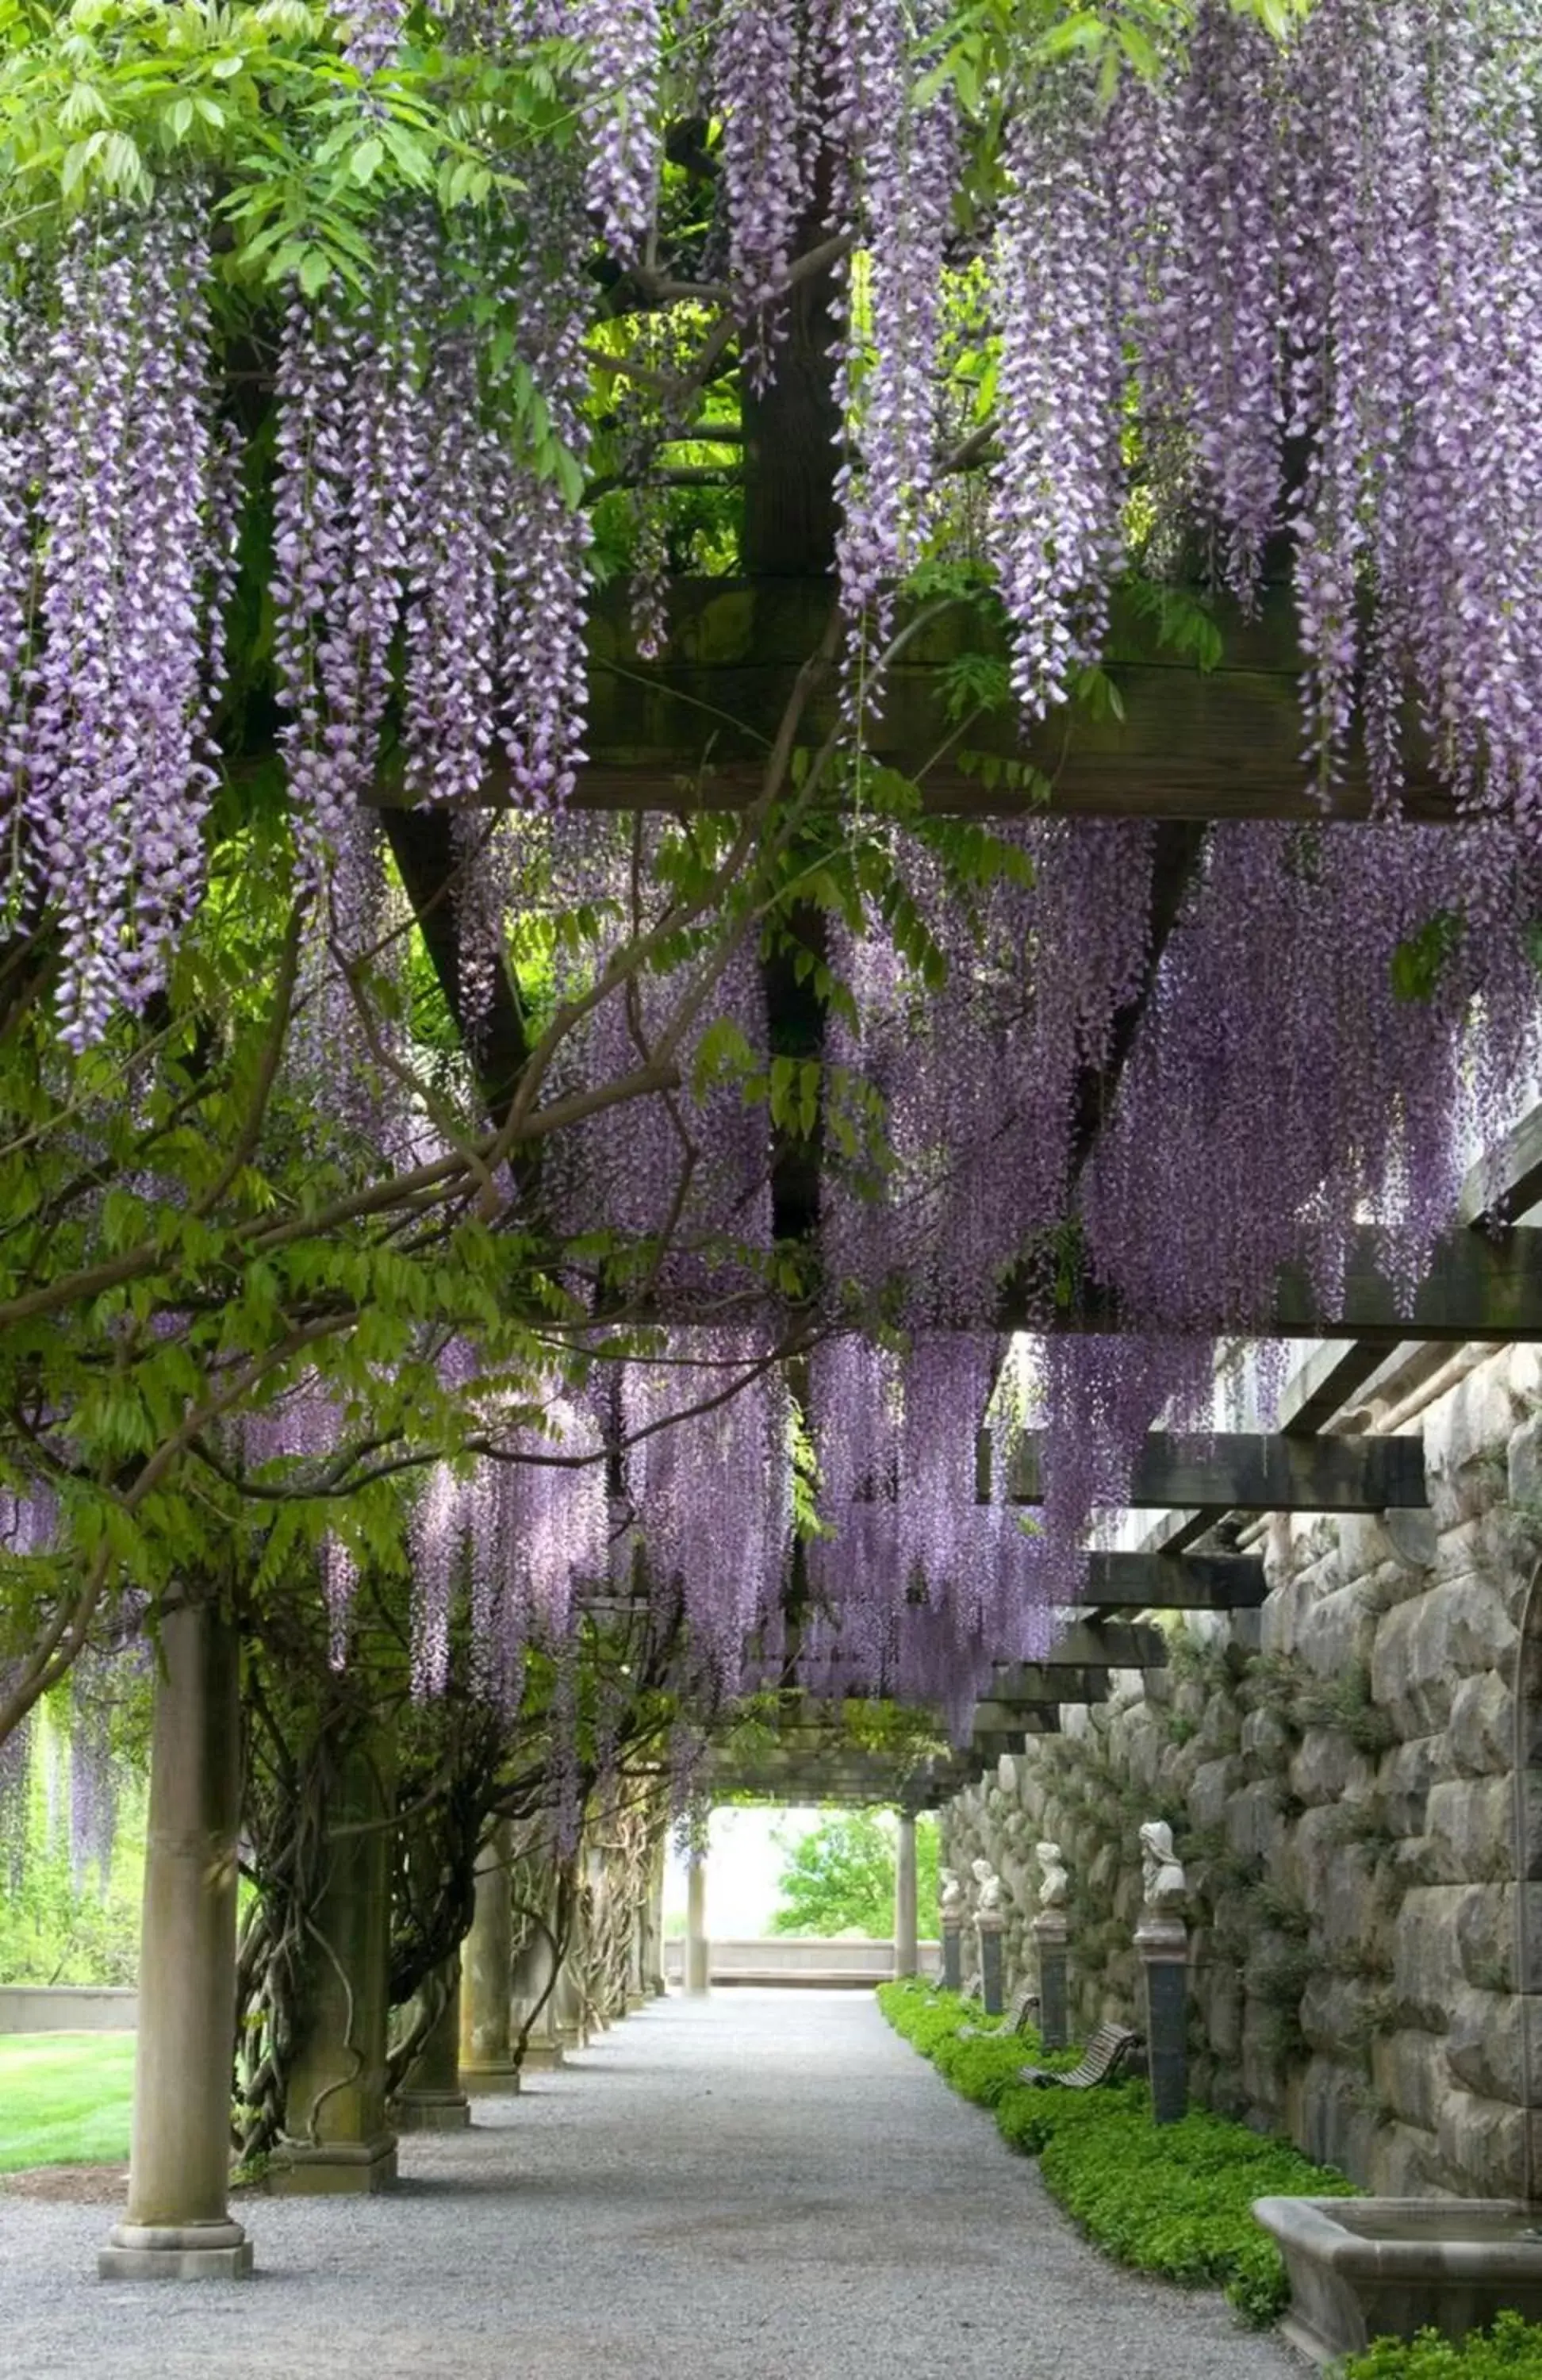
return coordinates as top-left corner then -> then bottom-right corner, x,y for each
394,1959 -> 471,2131
459,1825 -> 521,2091
685,1844 -> 709,1995
267,1727 -> 398,2194
894,1811 -> 919,1979
99,1595 -> 251,2281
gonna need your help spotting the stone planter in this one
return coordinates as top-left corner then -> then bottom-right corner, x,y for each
1253,2197 -> 1542,2364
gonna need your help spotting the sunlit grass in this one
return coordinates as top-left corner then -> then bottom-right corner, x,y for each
0,2032 -> 136,2173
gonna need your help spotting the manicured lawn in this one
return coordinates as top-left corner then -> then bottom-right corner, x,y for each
0,2033 -> 136,2172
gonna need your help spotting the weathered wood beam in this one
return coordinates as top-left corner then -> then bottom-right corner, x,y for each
1003,1429 -> 1426,1511
1077,1550 -> 1268,1608
364,581 -> 1461,826
973,1718 -> 1061,1756
976,1672 -> 1110,1717
992,1223 -> 1542,1343
1033,1619 -> 1168,1669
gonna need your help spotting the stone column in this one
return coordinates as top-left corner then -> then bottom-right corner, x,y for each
100,1597 -> 251,2281
1136,1908 -> 1189,2125
1032,1910 -> 1069,2052
646,1837 -> 667,1995
267,1728 -> 397,2194
977,1910 -> 1005,2016
894,1812 -> 919,1979
941,1913 -> 963,1994
685,1842 -> 710,1994
459,1824 -> 521,2091
511,1909 -> 565,2072
394,1959 -> 471,2131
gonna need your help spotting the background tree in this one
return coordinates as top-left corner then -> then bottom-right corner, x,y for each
769,1808 -> 939,1939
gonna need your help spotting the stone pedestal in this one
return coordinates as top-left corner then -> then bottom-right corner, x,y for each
1032,1910 -> 1069,2052
977,1914 -> 1004,2017
267,1729 -> 398,2194
1136,1910 -> 1189,2126
100,1598 -> 252,2281
459,1825 -> 521,2092
941,1916 -> 963,1994
685,1844 -> 709,1995
894,1814 -> 919,1979
394,1961 -> 471,2131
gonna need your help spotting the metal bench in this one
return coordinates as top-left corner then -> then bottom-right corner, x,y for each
957,1979 -> 1040,2040
1017,2020 -> 1143,2090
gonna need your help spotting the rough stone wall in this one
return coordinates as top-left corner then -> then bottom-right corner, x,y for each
940,1345 -> 1542,2198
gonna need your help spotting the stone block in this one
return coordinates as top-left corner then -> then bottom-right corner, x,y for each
1288,2056 -> 1381,2181
1372,1581 -> 1517,1739
1337,1512 -> 1398,1580
1448,1673 -> 1515,1778
1291,1727 -> 1376,1810
1228,1781 -> 1286,1864
1455,1882 -> 1520,1993
1299,1973 -> 1368,2059
1424,1367 -> 1525,1527
1435,2087 -> 1527,2198
1190,1757 -> 1236,1836
1509,1415 -> 1542,1514
1377,1737 -> 1448,1836
1426,1775 -> 1515,1884
1241,1707 -> 1291,1779
1371,2029 -> 1447,2135
1365,2120 -> 1444,2197
1298,1584 -> 1381,1683
1445,1986 -> 1526,2106
1292,1806 -> 1383,1959
1394,1883 -> 1472,2024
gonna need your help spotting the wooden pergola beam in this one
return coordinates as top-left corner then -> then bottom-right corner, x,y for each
366,581 -> 1460,827
1000,1428 -> 1426,1512
1029,1619 -> 1168,1669
993,1223 -> 1542,1342
1078,1549 -> 1266,1607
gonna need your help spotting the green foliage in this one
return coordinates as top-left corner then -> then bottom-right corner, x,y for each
770,1810 -> 940,1939
1344,2316 -> 1542,2380
879,1976 -> 1356,2329
0,0 -> 578,291
0,1706 -> 148,1986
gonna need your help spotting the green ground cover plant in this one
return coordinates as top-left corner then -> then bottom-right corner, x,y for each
878,1978 -> 1353,2325
0,2033 -> 136,2174
1344,2316 -> 1542,2380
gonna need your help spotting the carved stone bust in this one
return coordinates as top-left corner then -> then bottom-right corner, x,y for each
938,1866 -> 965,1921
1035,1840 -> 1068,1909
971,1856 -> 1003,1915
1138,1818 -> 1187,1910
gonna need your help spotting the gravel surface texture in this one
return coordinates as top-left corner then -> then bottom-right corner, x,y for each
0,1988 -> 1303,2380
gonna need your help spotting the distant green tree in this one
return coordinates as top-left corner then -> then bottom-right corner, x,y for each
769,1810 -> 940,1938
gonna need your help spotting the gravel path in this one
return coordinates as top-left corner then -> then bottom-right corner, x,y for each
1,1990 -> 1303,2380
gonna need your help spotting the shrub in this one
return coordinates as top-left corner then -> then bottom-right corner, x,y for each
1344,2315 -> 1542,2380
879,1979 -> 1355,2328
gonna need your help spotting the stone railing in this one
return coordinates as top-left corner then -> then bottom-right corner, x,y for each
662,1937 -> 941,1987
0,1985 -> 139,2033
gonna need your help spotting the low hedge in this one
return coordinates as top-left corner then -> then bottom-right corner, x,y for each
878,1976 -> 1353,2327
1345,2316 -> 1542,2380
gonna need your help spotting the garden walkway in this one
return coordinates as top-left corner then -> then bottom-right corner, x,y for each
2,1990 -> 1301,2380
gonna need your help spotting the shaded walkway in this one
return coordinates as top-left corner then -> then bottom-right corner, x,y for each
2,1992 -> 1301,2380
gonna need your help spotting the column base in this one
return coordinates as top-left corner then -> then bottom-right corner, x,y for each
624,1991 -> 648,2013
266,2135 -> 398,2195
392,2089 -> 472,2131
461,2060 -> 524,2094
517,2041 -> 564,2072
98,2220 -> 253,2282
